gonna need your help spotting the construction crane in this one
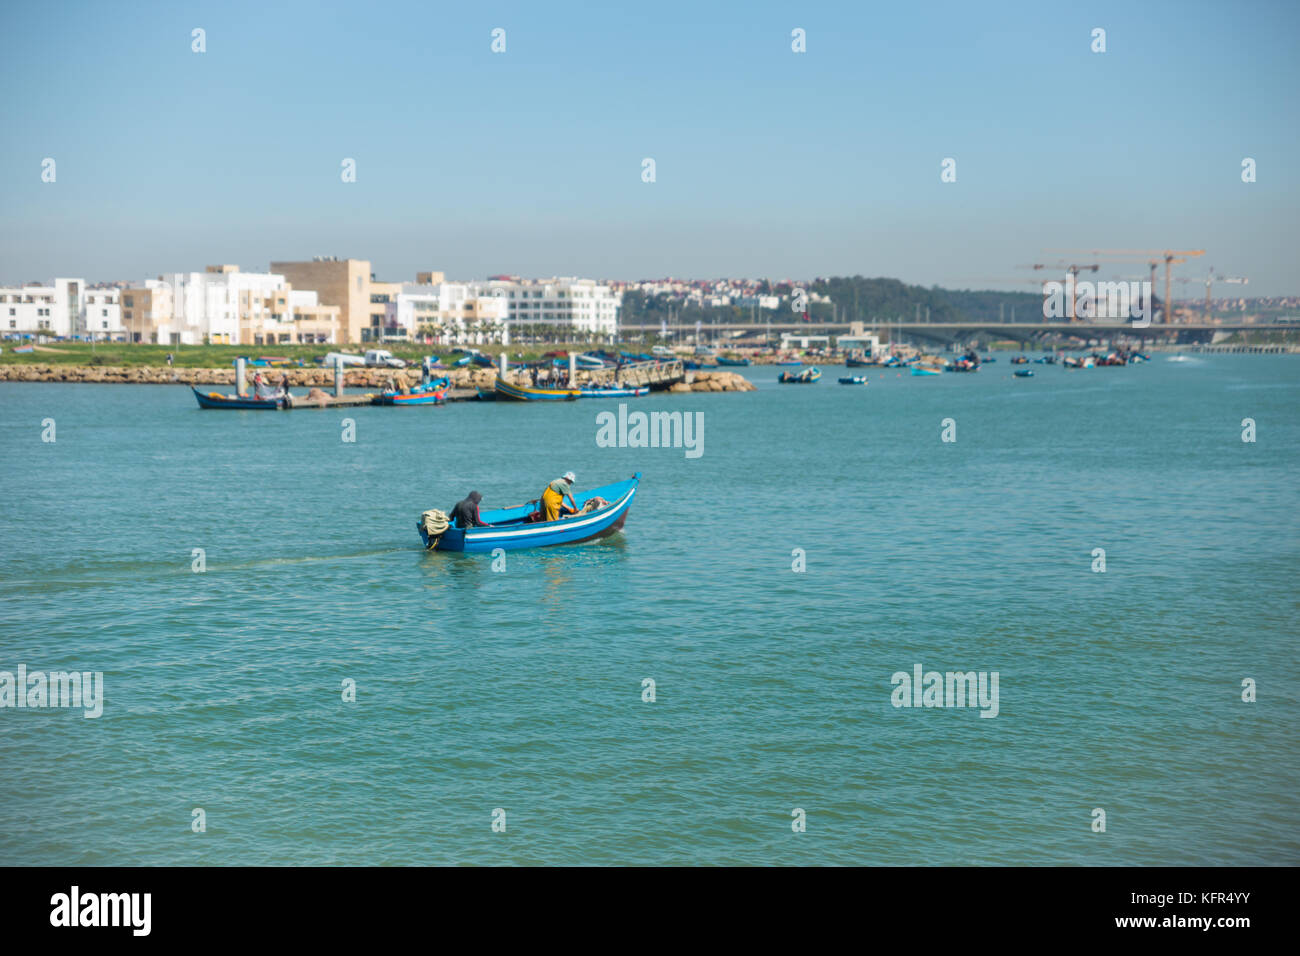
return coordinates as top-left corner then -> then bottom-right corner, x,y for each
1029,263 -> 1099,320
1045,249 -> 1205,323
1175,268 -> 1249,320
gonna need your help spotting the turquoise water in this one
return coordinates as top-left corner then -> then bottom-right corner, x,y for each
1,354 -> 1297,865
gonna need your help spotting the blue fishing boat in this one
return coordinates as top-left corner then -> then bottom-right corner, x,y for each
716,356 -> 751,366
578,385 -> 649,398
845,356 -> 876,368
493,375 -> 581,401
1013,369 -> 1034,377
778,366 -> 821,383
420,473 -> 641,552
775,359 -> 803,366
838,376 -> 868,385
191,385 -> 286,409
376,379 -> 448,406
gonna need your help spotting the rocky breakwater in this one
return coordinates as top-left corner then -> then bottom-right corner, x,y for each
0,364 -> 756,394
667,370 -> 756,394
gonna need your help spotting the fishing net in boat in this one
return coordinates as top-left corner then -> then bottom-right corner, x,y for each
579,496 -> 609,514
419,509 -> 449,549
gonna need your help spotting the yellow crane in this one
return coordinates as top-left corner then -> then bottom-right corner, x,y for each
1046,249 -> 1205,323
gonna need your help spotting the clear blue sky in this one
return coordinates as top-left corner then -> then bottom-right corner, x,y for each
1,0 -> 1296,293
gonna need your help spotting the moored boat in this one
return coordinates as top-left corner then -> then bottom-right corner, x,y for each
778,366 -> 821,383
910,364 -> 943,376
191,385 -> 286,409
578,385 -> 650,398
716,355 -> 751,366
419,473 -> 641,552
493,375 -> 581,401
1013,369 -> 1034,377
376,379 -> 448,406
838,376 -> 868,385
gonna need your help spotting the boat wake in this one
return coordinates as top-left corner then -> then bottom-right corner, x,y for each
220,548 -> 409,571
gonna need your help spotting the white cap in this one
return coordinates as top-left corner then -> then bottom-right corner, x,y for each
563,471 -> 576,483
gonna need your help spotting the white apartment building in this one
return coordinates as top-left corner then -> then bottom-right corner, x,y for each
0,278 -> 90,338
82,287 -> 123,337
131,266 -> 336,345
388,283 -> 510,343
470,278 -> 620,337
158,266 -> 292,344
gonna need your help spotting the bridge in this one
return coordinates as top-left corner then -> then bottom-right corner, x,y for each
617,320 -> 1295,346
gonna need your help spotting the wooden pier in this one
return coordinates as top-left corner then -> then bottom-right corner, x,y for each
584,359 -> 686,390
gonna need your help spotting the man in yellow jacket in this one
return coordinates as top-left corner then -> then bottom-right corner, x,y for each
540,471 -> 579,521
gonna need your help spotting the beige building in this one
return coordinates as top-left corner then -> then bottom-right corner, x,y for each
270,257 -> 373,344
120,282 -> 174,343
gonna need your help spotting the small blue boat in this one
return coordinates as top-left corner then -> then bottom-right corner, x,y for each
420,473 -> 641,552
578,385 -> 649,398
716,356 -> 751,366
838,376 -> 868,385
376,379 -> 449,405
1014,369 -> 1034,378
191,385 -> 285,409
778,366 -> 821,383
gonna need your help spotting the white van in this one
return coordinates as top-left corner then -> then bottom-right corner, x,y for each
321,351 -> 366,367
364,349 -> 407,368
651,345 -> 675,358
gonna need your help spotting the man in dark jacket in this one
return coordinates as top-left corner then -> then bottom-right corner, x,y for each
449,490 -> 490,529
